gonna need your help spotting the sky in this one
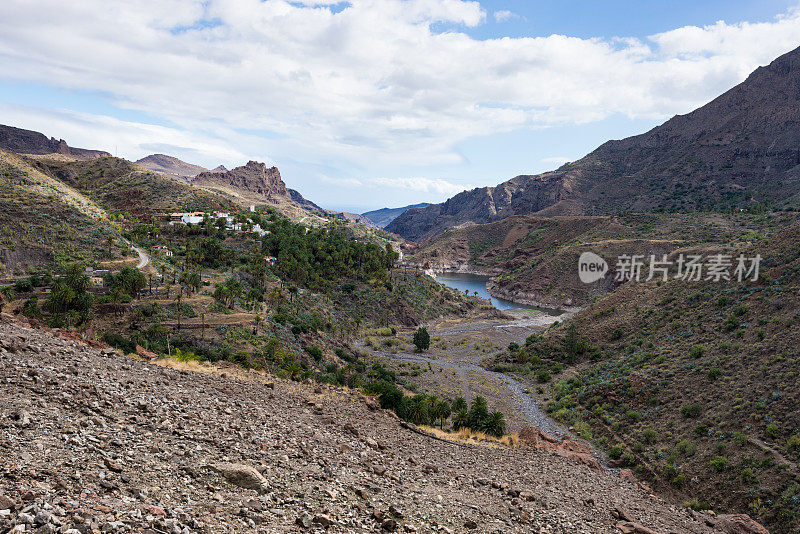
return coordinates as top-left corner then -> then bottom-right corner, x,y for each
1,1 -> 799,212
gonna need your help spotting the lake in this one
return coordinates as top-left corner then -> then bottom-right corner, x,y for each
435,271 -> 561,314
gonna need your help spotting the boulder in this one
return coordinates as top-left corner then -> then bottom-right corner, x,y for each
209,463 -> 270,494
715,514 -> 770,534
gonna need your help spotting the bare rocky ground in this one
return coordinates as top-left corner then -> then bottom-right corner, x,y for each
0,320 -> 734,533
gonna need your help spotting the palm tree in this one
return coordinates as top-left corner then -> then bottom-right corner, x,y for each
403,395 -> 430,426
432,400 -> 451,429
483,411 -> 507,438
467,396 -> 489,431
451,396 -> 467,413
452,409 -> 469,431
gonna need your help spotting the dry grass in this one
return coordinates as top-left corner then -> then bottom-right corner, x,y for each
418,425 -> 522,448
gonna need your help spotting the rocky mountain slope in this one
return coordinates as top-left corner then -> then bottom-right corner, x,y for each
0,319 -> 736,533
0,124 -> 110,160
135,154 -> 208,182
192,161 -> 323,215
193,161 -> 289,200
389,45 -> 800,241
529,219 -> 800,532
363,203 -> 431,229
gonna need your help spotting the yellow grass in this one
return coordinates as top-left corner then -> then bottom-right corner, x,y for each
418,425 -> 522,448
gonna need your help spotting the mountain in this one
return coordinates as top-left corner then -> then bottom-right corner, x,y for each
0,124 -> 110,159
209,165 -> 228,173
526,219 -> 800,532
135,154 -> 207,181
389,45 -> 800,241
191,161 -> 329,218
288,188 -> 325,213
362,203 -> 431,228
192,160 -> 289,201
332,211 -> 379,228
44,156 -> 235,216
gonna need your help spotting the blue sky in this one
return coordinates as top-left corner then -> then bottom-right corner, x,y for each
0,0 -> 799,213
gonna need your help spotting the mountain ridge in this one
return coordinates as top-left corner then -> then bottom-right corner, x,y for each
362,203 -> 431,228
0,124 -> 110,160
388,45 -> 800,241
135,153 -> 208,181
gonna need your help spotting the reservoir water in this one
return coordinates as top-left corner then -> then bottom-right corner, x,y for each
435,271 -> 562,314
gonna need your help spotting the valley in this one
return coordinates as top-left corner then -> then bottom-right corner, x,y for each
3,31 -> 800,534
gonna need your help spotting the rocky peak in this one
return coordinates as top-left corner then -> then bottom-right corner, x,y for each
193,160 -> 289,199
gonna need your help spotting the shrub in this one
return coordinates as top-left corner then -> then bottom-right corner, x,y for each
621,450 -> 636,467
681,404 -> 702,418
684,500 -> 712,512
103,332 -> 136,354
536,370 -> 552,383
766,423 -> 780,440
689,345 -> 706,359
306,345 -> 323,362
787,433 -> 800,454
710,456 -> 729,471
723,316 -> 739,332
609,445 -> 623,460
708,368 -> 721,381
676,440 -> 697,456
14,278 -> 34,293
641,428 -> 658,444
741,468 -> 757,484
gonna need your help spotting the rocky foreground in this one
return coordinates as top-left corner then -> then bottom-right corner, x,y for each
0,321 -> 756,533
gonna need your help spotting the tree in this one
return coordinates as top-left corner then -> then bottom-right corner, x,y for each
109,267 -> 146,298
413,327 -> 430,352
467,396 -> 489,431
401,395 -> 430,426
451,396 -> 467,413
483,411 -> 507,437
452,409 -> 469,431
432,400 -> 452,429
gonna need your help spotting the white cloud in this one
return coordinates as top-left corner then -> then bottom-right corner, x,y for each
373,176 -> 470,195
0,103 -> 251,167
493,10 -> 518,23
0,0 -> 798,176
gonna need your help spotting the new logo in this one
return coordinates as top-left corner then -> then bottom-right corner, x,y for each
578,252 -> 608,284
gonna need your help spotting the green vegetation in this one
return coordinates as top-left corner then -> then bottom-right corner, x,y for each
413,327 -> 431,352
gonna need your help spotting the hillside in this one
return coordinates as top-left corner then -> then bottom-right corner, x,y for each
406,212 -> 793,308
512,220 -> 800,532
135,154 -> 208,181
0,150 -> 129,273
0,124 -> 110,159
0,319 -> 727,534
389,45 -> 800,241
362,203 -> 431,228
41,156 -> 235,216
